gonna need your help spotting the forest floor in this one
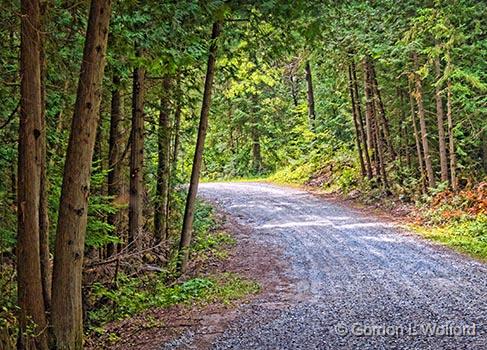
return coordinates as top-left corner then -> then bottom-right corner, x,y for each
105,182 -> 486,349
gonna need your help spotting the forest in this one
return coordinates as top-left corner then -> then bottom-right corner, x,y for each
0,0 -> 486,349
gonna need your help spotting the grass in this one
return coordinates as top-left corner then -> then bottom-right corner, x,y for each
409,214 -> 487,261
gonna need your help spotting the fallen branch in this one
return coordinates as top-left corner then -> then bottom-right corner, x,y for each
85,240 -> 167,269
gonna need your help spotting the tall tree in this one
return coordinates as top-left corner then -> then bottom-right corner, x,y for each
434,56 -> 448,183
106,74 -> 124,257
446,79 -> 458,192
351,59 -> 372,179
369,60 -> 395,160
179,21 -> 222,273
412,52 -> 436,189
363,58 -> 374,156
408,83 -> 427,194
128,46 -> 146,248
154,77 -> 172,243
51,1 -> 112,348
348,63 -> 366,178
17,0 -> 49,348
304,60 -> 316,129
38,0 -> 51,315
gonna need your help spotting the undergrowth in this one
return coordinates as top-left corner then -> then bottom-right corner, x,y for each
88,272 -> 259,336
87,201 -> 258,339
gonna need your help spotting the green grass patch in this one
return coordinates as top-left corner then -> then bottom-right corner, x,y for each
410,214 -> 487,261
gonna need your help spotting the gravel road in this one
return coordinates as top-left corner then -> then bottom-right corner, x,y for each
189,182 -> 487,349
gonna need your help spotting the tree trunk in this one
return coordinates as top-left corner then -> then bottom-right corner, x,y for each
290,75 -> 298,107
154,77 -> 172,243
363,58 -> 374,157
369,60 -> 395,159
51,1 -> 112,349
107,75 -> 123,257
305,60 -> 316,129
18,0 -> 49,348
351,60 -> 372,179
434,56 -> 448,183
348,63 -> 366,178
167,96 -> 182,221
171,98 -> 182,179
128,46 -> 146,248
412,52 -> 436,189
366,61 -> 388,188
399,90 -> 411,169
374,111 -> 389,190
447,80 -> 458,191
178,21 -> 222,273
251,127 -> 262,173
409,81 -> 427,194
364,58 -> 380,177
39,0 -> 51,316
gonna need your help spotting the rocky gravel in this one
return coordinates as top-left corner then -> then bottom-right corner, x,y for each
172,182 -> 487,349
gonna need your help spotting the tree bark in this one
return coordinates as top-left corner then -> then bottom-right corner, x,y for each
18,0 -> 49,348
369,60 -> 395,159
305,60 -> 316,129
364,58 -> 380,177
51,1 -> 112,349
166,95 -> 182,223
107,75 -> 123,257
399,90 -> 411,169
447,79 -> 458,191
412,52 -> 436,189
171,98 -> 182,179
363,58 -> 374,157
434,56 -> 448,183
39,0 -> 51,317
178,21 -> 222,273
154,77 -> 172,243
351,60 -> 372,179
128,46 -> 146,248
409,81 -> 427,194
348,63 -> 366,178
367,62 -> 388,189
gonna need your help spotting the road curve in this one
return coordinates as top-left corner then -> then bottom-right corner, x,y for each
196,182 -> 486,349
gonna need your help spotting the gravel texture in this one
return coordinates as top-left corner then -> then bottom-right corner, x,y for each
176,182 -> 487,349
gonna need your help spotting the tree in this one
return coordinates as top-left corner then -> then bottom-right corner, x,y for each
179,21 -> 222,273
305,60 -> 316,129
128,46 -> 146,248
17,0 -> 49,348
106,74 -> 124,257
348,62 -> 366,178
434,56 -> 448,183
412,52 -> 436,189
51,1 -> 112,348
154,77 -> 172,243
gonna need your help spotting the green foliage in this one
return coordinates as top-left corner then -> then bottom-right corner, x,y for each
0,264 -> 17,348
413,214 -> 487,261
88,272 -> 259,329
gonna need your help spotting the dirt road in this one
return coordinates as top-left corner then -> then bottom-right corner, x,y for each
169,182 -> 487,349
